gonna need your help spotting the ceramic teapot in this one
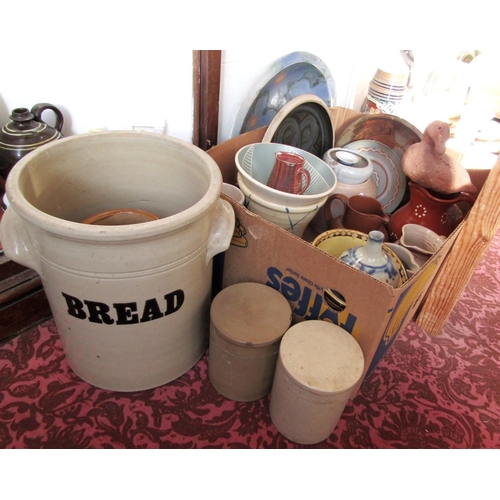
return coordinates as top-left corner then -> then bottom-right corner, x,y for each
0,103 -> 64,179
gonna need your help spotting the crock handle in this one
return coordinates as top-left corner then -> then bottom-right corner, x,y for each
205,198 -> 236,266
0,208 -> 42,274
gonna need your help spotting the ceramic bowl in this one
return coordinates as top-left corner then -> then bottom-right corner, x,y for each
400,224 -> 445,255
311,228 -> 408,286
222,183 -> 245,204
385,242 -> 420,278
237,174 -> 326,238
235,143 -> 337,207
262,93 -> 335,158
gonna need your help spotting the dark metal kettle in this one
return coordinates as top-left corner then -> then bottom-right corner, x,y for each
0,103 -> 64,179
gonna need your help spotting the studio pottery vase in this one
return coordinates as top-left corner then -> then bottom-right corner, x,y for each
387,181 -> 476,241
0,103 -> 64,179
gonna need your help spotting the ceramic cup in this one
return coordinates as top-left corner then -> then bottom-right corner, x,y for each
267,151 -> 311,195
324,193 -> 390,241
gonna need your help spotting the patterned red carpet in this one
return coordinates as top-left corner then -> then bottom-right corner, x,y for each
1,232 -> 499,449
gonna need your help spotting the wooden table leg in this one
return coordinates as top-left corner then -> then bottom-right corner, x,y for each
415,154 -> 500,336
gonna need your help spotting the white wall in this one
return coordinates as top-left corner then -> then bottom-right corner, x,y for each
1,3 -> 195,142
1,1 -> 496,151
1,0 -> 409,147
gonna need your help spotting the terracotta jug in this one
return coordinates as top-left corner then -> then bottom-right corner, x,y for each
387,181 -> 476,242
324,193 -> 390,241
267,151 -> 310,195
0,103 -> 64,179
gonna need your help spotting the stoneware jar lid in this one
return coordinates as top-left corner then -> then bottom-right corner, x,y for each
322,148 -> 373,185
279,320 -> 364,393
210,282 -> 292,347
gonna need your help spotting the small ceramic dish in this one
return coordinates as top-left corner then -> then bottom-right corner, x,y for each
235,142 -> 337,207
400,224 -> 445,255
82,208 -> 159,225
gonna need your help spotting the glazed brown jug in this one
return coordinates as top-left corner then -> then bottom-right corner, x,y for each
387,181 -> 476,241
267,151 -> 311,195
0,103 -> 64,179
324,193 -> 390,241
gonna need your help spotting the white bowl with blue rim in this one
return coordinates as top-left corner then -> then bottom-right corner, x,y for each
235,143 -> 337,207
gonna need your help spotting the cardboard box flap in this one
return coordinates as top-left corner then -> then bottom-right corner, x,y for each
209,126 -> 267,185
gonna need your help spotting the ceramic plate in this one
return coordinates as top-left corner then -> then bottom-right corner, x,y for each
230,52 -> 336,138
344,140 -> 406,213
336,114 -> 422,160
262,94 -> 335,159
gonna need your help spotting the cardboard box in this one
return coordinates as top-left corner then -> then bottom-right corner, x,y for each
207,108 -> 466,393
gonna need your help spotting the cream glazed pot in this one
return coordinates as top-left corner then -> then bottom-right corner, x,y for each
0,131 -> 235,392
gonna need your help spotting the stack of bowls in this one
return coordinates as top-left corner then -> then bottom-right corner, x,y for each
235,143 -> 337,238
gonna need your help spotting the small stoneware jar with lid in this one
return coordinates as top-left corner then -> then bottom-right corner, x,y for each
322,148 -> 377,199
209,282 -> 292,402
269,320 -> 364,445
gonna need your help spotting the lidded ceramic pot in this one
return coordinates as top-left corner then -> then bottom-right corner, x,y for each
269,320 -> 364,445
209,282 -> 292,402
0,103 -> 64,180
339,230 -> 405,288
322,148 -> 377,199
